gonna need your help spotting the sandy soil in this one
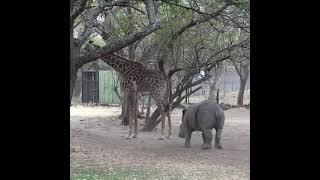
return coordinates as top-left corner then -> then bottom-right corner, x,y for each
70,104 -> 250,180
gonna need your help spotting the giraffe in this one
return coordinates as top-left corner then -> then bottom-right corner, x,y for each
101,54 -> 173,139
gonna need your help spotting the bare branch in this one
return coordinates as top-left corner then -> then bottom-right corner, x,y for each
167,68 -> 183,77
76,0 -> 160,66
145,0 -> 157,24
73,17 -> 84,29
161,0 -> 211,16
231,58 -> 241,76
205,55 -> 230,71
208,21 -> 225,33
213,14 -> 249,32
113,4 -> 146,14
172,3 -> 232,40
171,72 -> 212,101
71,0 -> 89,23
172,86 -> 202,107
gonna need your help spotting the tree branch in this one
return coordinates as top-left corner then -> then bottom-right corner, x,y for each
167,68 -> 183,77
113,4 -> 146,14
71,0 -> 89,23
171,73 -> 211,101
182,74 -> 212,93
171,86 -> 202,108
161,0 -> 211,16
205,55 -> 230,71
230,57 -> 241,76
175,68 -> 197,93
76,0 -> 160,67
145,0 -> 157,24
172,3 -> 232,40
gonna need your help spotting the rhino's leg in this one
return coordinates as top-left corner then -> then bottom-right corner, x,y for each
202,129 -> 213,149
201,131 -> 207,147
184,129 -> 192,148
215,129 -> 223,149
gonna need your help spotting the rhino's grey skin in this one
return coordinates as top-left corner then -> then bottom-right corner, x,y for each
178,100 -> 225,149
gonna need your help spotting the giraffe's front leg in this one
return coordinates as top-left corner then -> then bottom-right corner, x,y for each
158,112 -> 166,140
126,94 -> 134,140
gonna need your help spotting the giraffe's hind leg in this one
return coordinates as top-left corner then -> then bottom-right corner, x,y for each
132,91 -> 138,138
150,87 -> 169,140
125,105 -> 133,140
158,108 -> 166,140
166,110 -> 173,139
126,92 -> 135,139
164,96 -> 172,139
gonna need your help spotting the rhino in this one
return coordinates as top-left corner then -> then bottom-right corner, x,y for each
178,100 -> 225,149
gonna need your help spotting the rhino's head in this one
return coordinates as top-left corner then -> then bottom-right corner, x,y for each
178,109 -> 187,138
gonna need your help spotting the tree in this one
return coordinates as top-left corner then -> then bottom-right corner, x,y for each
140,0 -> 249,130
230,34 -> 250,106
207,62 -> 224,101
70,0 -> 250,131
232,58 -> 249,105
70,0 -> 160,104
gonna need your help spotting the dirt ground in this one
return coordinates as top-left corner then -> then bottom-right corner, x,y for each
70,103 -> 250,180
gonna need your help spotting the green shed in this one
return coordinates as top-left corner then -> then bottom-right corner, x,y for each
82,70 -> 152,106
98,70 -> 121,105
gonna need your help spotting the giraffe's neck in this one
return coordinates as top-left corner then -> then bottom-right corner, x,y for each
102,54 -> 124,72
101,54 -> 143,76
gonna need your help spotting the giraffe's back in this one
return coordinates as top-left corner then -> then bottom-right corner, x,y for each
136,69 -> 168,92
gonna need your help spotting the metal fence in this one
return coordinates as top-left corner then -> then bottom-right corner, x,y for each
75,68 -> 250,105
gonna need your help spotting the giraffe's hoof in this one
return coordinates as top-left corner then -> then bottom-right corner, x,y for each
125,136 -> 132,140
166,136 -> 173,139
132,135 -> 137,138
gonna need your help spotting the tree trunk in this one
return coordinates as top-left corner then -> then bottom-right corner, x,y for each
119,98 -> 125,118
145,95 -> 152,124
185,88 -> 191,103
236,61 -> 249,106
216,88 -> 219,104
70,43 -> 80,104
201,83 -> 205,95
73,69 -> 82,97
143,71 -> 213,131
208,85 -> 216,101
70,63 -> 78,104
120,8 -> 136,125
70,19 -> 75,104
207,62 -> 223,101
70,20 -> 81,105
184,89 -> 188,103
143,108 -> 161,131
237,78 -> 247,105
140,95 -> 145,115
143,86 -> 203,131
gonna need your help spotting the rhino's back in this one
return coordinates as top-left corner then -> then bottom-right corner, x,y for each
196,100 -> 224,129
197,100 -> 223,113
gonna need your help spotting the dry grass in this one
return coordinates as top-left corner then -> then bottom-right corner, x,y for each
70,90 -> 250,179
70,107 -> 249,179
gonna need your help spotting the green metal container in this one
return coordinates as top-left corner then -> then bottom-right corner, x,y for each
98,71 -> 121,105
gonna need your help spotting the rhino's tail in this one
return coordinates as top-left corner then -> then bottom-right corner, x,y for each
216,109 -> 225,129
